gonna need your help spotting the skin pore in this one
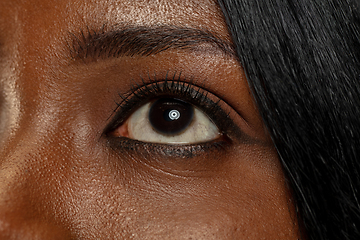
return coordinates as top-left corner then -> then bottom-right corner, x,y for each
0,0 -> 301,239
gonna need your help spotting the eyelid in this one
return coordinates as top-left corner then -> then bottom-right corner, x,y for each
104,74 -> 244,143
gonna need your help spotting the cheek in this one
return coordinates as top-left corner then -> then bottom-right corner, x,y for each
0,63 -> 300,240
59,142 -> 298,239
0,70 -> 299,240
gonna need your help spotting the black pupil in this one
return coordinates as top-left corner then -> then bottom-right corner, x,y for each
149,98 -> 194,135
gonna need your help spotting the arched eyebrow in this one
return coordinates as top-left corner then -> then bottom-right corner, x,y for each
66,25 -> 237,62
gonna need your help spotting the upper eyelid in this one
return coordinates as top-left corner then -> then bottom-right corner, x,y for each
104,75 -> 247,144
107,79 -> 214,130
115,72 -> 228,116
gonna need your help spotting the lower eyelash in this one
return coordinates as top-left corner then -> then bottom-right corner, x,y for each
106,136 -> 230,159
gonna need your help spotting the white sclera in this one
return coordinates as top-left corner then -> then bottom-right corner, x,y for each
127,102 -> 220,144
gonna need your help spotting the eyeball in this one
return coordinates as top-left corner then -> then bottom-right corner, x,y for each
116,98 -> 221,144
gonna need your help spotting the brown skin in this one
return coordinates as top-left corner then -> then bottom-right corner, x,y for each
0,0 -> 300,239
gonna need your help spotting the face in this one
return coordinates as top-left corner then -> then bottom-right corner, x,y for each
0,0 -> 300,239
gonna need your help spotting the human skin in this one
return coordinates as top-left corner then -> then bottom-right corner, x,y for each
0,0 -> 300,239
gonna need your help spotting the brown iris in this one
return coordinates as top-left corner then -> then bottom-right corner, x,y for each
149,98 -> 194,135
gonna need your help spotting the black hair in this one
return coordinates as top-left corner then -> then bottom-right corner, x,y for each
217,0 -> 360,239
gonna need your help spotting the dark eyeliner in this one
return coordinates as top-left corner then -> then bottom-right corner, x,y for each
104,72 -> 243,156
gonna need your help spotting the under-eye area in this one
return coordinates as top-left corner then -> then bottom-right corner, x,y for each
104,74 -> 245,158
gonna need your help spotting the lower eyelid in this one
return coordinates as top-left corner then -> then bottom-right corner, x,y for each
106,135 -> 230,162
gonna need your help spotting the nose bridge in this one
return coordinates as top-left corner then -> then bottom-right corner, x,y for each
0,79 -> 83,197
0,134 -> 80,239
0,20 -> 93,233
0,97 -> 78,239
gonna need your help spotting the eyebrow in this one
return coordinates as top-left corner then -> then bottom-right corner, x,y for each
67,25 -> 237,61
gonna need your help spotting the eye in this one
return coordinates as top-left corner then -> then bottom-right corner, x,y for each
105,76 -> 243,154
113,97 -> 220,144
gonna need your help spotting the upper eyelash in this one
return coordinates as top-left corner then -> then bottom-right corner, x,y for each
104,71 -> 241,142
118,72 -> 202,106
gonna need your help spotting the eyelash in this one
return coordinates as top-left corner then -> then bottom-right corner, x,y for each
104,72 -> 241,158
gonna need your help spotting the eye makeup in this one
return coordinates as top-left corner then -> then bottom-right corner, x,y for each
103,71 -> 250,159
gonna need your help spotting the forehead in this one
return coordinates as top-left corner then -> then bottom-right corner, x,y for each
0,0 -> 228,36
0,0 -> 231,72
